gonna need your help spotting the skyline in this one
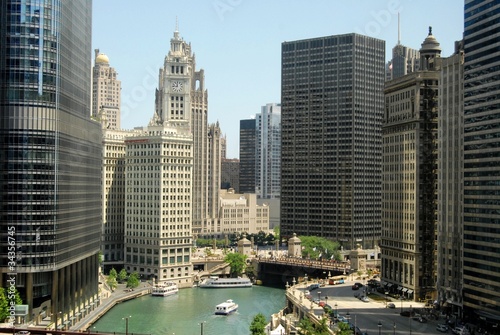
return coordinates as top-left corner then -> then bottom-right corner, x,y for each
93,0 -> 464,159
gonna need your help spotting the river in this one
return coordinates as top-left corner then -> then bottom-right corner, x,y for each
91,285 -> 286,335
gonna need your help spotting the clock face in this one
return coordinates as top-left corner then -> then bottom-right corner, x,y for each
171,81 -> 183,92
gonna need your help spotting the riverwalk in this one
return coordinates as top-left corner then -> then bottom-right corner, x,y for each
70,283 -> 152,332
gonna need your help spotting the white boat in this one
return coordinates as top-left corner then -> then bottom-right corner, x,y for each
151,282 -> 179,297
199,276 -> 252,288
215,299 -> 238,315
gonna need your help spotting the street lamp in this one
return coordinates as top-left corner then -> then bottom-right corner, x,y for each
409,305 -> 412,335
393,321 -> 396,335
325,296 -> 328,307
334,303 -> 338,321
378,320 -> 382,335
122,315 -> 131,335
346,311 -> 351,326
317,291 -> 321,303
199,321 -> 205,335
400,296 -> 403,313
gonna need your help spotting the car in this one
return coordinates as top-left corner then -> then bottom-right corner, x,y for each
354,282 -> 364,287
337,315 -> 348,323
15,332 -> 30,335
318,301 -> 326,307
400,311 -> 412,317
361,296 -> 370,302
352,284 -> 360,290
418,317 -> 428,323
387,303 -> 396,309
436,324 -> 449,332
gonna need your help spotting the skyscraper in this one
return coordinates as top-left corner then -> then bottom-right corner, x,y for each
153,27 -> 216,238
437,40 -> 464,317
463,0 -> 500,325
239,119 -> 257,194
281,33 -> 385,249
92,50 -> 121,130
256,103 -> 281,199
0,0 -> 101,328
381,28 -> 441,302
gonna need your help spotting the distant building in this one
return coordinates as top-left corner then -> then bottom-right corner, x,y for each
218,189 -> 270,236
389,44 -> 420,80
462,0 -> 500,326
92,50 -> 121,129
239,119 -> 257,193
381,28 -> 441,302
221,158 -> 240,191
280,33 -> 385,249
256,103 -> 281,199
0,0 -> 101,327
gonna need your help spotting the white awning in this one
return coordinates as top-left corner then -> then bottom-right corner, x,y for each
407,289 -> 414,294
397,286 -> 403,291
402,288 -> 408,292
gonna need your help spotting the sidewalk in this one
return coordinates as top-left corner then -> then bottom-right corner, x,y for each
70,283 -> 152,332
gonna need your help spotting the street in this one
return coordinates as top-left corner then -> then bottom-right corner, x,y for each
301,281 -> 448,335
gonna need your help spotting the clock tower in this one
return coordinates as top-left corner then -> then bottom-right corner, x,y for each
154,27 -> 196,127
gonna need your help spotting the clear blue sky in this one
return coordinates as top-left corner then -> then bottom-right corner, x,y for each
93,0 -> 464,159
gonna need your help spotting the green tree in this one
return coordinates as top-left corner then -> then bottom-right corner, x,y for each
249,313 -> 267,335
106,275 -> 117,291
336,321 -> 353,335
127,272 -> 140,288
298,236 -> 341,261
224,252 -> 248,277
118,269 -> 128,283
109,267 -> 118,278
0,287 -> 22,322
297,317 -> 330,335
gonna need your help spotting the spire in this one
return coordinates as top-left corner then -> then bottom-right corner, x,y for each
397,12 -> 401,45
175,16 -> 179,33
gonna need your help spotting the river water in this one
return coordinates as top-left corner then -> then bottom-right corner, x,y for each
91,285 -> 286,335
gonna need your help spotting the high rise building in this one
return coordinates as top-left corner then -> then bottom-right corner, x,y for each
390,44 -> 420,80
124,27 -> 201,284
123,124 -> 193,286
463,0 -> 500,325
239,119 -> 257,194
221,158 -> 240,191
256,103 -> 281,199
92,50 -> 121,130
381,28 -> 441,302
101,128 -> 136,273
153,28 -> 216,238
280,33 -> 385,249
436,41 -> 464,317
0,0 -> 101,328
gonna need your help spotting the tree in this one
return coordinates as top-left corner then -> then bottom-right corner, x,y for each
118,269 -> 128,283
224,252 -> 247,277
298,236 -> 341,261
249,313 -> 267,335
0,287 -> 22,322
127,272 -> 140,288
106,275 -> 117,291
109,268 -> 118,278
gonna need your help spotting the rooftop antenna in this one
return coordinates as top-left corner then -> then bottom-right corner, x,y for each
175,16 -> 179,32
397,12 -> 401,45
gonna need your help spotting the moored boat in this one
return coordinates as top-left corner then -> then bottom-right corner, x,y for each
215,299 -> 238,315
199,276 -> 253,288
151,282 -> 179,297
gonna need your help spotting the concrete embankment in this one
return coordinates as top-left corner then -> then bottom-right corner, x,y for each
71,286 -> 151,332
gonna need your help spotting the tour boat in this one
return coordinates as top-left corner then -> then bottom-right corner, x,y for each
151,282 -> 179,297
215,299 -> 238,315
199,276 -> 252,288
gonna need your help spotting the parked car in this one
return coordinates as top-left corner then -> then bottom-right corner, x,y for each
400,311 -> 412,317
352,284 -> 360,290
436,324 -> 449,332
387,303 -> 396,309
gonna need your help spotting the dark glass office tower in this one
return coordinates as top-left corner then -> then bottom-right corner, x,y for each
0,0 -> 101,328
463,0 -> 500,326
239,119 -> 257,193
281,34 -> 385,249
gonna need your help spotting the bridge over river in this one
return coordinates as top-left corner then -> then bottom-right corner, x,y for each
255,258 -> 351,287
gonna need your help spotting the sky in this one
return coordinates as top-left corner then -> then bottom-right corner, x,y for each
93,0 -> 464,159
